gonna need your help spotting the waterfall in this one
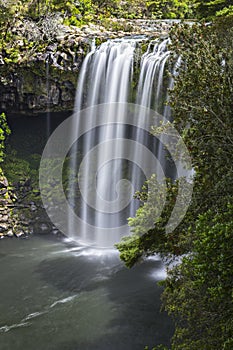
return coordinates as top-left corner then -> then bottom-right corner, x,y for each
46,58 -> 51,139
67,37 -> 173,247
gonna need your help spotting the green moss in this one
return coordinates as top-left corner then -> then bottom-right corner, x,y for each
0,113 -> 11,164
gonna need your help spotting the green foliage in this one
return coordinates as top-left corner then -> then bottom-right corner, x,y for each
128,175 -> 167,235
2,148 -> 39,189
146,1 -> 193,19
162,206 -> 233,349
117,178 -> 187,267
144,0 -> 233,19
115,233 -> 143,268
145,345 -> 170,350
39,153 -> 81,213
169,19 -> 233,216
216,4 -> 233,17
52,0 -> 95,25
195,0 -> 233,19
0,113 -> 11,163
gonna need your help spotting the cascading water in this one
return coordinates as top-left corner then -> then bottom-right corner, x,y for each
130,38 -> 172,215
46,58 -> 51,139
67,37 -> 174,247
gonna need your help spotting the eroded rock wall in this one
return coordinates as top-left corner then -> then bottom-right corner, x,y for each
0,39 -> 89,115
0,20 -> 171,115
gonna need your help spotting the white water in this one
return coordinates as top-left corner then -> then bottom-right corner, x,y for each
130,38 -> 172,215
68,37 -> 173,247
46,58 -> 51,139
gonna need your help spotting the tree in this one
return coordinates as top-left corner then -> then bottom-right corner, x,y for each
146,1 -> 193,19
194,0 -> 233,19
162,206 -> 233,349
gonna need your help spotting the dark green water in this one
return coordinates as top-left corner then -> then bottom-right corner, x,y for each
0,235 -> 173,350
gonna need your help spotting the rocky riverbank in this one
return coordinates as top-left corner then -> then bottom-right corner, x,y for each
0,169 -> 61,239
0,173 -> 25,238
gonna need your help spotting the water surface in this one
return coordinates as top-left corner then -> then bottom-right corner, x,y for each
0,235 -> 173,350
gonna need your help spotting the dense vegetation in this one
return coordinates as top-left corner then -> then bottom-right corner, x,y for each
0,113 -> 10,165
4,0 -> 232,20
117,15 -> 233,350
0,0 -> 233,64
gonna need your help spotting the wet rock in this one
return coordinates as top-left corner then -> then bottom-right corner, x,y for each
7,229 -> 14,237
30,203 -> 37,211
0,214 -> 9,222
27,95 -> 37,109
46,43 -> 58,52
14,230 -> 25,238
50,84 -> 60,105
0,198 -> 10,205
52,228 -> 59,235
61,89 -> 73,102
39,223 -> 50,233
0,55 -> 4,66
0,223 -> 8,232
22,221 -> 29,227
19,213 -> 26,221
0,177 -> 8,188
28,227 -> 34,234
0,172 -> 37,238
0,188 -> 7,195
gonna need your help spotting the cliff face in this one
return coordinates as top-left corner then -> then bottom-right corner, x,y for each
0,19 -> 101,115
0,39 -> 88,115
0,20 -> 171,115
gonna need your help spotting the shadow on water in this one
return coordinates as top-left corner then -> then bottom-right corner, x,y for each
36,248 -> 174,350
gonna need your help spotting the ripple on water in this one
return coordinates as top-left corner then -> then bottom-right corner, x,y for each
0,322 -> 30,333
